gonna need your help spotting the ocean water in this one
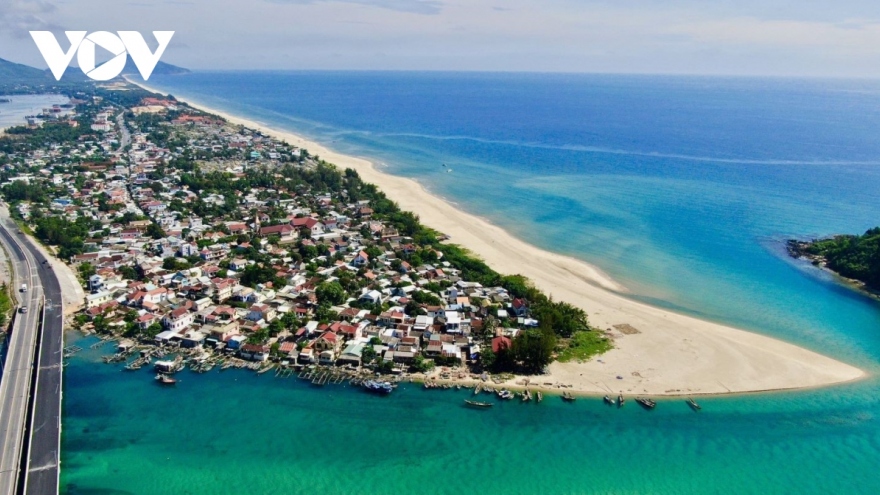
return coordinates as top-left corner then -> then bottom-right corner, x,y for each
61,73 -> 880,494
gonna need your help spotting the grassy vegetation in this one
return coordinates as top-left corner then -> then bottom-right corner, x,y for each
0,283 -> 12,327
556,330 -> 613,363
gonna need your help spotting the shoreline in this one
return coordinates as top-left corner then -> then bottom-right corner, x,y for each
787,239 -> 880,302
125,77 -> 866,396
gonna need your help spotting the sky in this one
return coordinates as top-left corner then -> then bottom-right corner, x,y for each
2,0 -> 880,77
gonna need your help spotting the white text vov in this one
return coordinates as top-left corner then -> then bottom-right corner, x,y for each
29,31 -> 175,81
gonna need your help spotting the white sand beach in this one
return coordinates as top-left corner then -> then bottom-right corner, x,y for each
130,79 -> 866,396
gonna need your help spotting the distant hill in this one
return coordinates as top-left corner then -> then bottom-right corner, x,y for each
0,57 -> 89,94
122,59 -> 190,80
0,56 -> 188,93
0,57 -> 49,81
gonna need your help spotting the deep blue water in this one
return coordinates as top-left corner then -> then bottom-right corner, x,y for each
59,72 -> 880,494
151,72 -> 880,365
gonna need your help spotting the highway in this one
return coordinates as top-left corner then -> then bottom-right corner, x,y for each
22,229 -> 63,495
0,208 -> 64,495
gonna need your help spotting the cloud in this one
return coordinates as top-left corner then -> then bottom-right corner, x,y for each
666,16 -> 880,52
0,0 -> 62,39
266,0 -> 444,15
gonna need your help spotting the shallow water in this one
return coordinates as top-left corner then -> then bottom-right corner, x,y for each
0,94 -> 70,130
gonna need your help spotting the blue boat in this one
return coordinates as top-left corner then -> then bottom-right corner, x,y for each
363,380 -> 393,394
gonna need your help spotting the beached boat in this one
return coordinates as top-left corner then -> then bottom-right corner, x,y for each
155,373 -> 176,385
604,395 -> 615,405
497,389 -> 514,400
686,398 -> 702,411
618,394 -> 625,407
562,392 -> 576,402
536,391 -> 543,403
636,397 -> 656,409
464,400 -> 493,408
364,380 -> 393,394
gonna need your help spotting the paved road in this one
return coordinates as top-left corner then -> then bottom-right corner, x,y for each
21,226 -> 63,495
0,214 -> 44,495
116,111 -> 130,151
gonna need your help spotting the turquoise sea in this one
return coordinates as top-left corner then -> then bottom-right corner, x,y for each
62,73 -> 880,494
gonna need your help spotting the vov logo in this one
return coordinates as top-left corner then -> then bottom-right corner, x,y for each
29,31 -> 175,81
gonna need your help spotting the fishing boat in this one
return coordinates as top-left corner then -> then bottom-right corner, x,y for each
536,391 -> 543,403
686,398 -> 702,411
364,380 -> 393,394
562,392 -> 576,402
155,373 -> 176,385
604,395 -> 616,405
497,389 -> 514,400
636,397 -> 656,409
464,400 -> 493,408
618,394 -> 625,407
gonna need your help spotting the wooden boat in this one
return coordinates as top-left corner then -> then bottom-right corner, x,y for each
155,373 -> 176,385
536,391 -> 543,403
686,398 -> 702,411
465,400 -> 493,408
636,397 -> 656,409
604,395 -> 615,405
474,385 -> 482,395
617,395 -> 625,407
562,392 -> 576,402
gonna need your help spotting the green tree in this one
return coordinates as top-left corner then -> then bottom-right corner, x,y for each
361,345 -> 377,365
513,328 -> 557,374
78,262 -> 96,280
316,281 -> 347,305
119,265 -> 139,281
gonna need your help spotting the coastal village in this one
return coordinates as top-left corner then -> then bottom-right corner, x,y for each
0,85 -> 635,405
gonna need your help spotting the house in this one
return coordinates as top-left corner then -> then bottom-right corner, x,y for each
337,342 -> 365,366
88,274 -> 105,292
241,343 -> 270,362
359,290 -> 382,305
247,304 -> 277,323
278,341 -> 297,357
492,336 -> 513,353
510,298 -> 529,317
137,313 -> 159,330
318,349 -> 336,365
444,311 -> 462,334
229,258 -> 248,271
413,315 -> 434,332
313,332 -> 342,363
204,321 -> 240,342
353,250 -> 370,267
259,223 -> 297,240
163,307 -> 194,332
193,297 -> 213,311
226,335 -> 247,350
379,311 -> 405,327
85,290 -> 112,308
298,346 -> 315,364
385,349 -> 416,364
426,306 -> 445,319
181,331 -> 206,349
212,279 -> 234,302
